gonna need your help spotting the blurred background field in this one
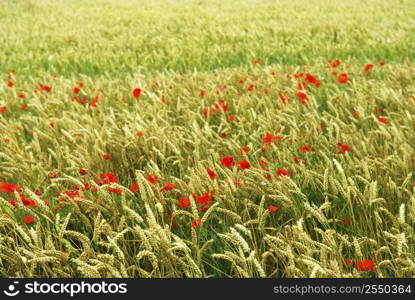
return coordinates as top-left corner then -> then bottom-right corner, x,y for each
1,0 -> 415,77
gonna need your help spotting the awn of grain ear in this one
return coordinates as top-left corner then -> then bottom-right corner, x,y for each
136,250 -> 159,271
399,204 -> 406,223
249,251 -> 266,278
353,237 -> 363,258
230,228 -> 250,253
201,202 -> 219,223
73,259 -> 101,277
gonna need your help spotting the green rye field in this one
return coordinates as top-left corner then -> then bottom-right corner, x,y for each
0,0 -> 415,278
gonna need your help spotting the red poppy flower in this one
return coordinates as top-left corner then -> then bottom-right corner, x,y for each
343,217 -> 350,225
133,88 -> 142,99
259,158 -> 268,167
107,188 -> 122,195
21,195 -> 36,207
179,197 -> 190,208
305,73 -> 320,88
72,95 -> 88,104
196,191 -> 214,204
88,95 -> 99,107
200,205 -> 210,212
293,156 -> 300,164
206,168 -> 217,180
221,156 -> 235,168
39,85 -> 52,92
73,87 -> 80,94
268,205 -> 278,213
238,159 -> 251,170
130,183 -> 140,193
22,197 -> 36,207
279,94 -> 288,104
219,99 -> 228,110
240,146 -> 250,155
363,63 -> 374,72
330,59 -> 341,68
262,132 -> 273,145
379,62 -> 385,66
300,146 -> 310,154
357,259 -> 375,271
7,81 -> 14,87
135,131 -> 144,137
247,84 -> 255,91
79,168 -> 87,175
103,154 -> 111,160
147,174 -> 158,185
336,143 -> 350,154
227,115 -> 236,122
0,182 -> 15,194
377,117 -> 388,124
20,104 -> 28,111
23,216 -> 35,224
192,218 -> 202,228
99,173 -> 118,184
8,200 -> 17,207
48,172 -> 58,179
277,168 -> 290,177
160,182 -> 174,191
337,73 -> 349,84
0,106 -> 6,113
199,90 -> 205,97
296,91 -> 308,103
18,92 -> 25,98
262,132 -> 281,146
62,190 -> 80,199
215,85 -> 226,95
